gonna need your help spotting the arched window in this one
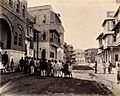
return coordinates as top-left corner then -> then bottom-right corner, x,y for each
9,0 -> 13,7
16,0 -> 20,13
42,32 -> 46,40
14,32 -> 18,45
41,49 -> 46,59
18,34 -> 22,46
22,5 -> 25,17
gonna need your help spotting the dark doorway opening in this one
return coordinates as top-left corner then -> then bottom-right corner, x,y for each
0,18 -> 11,49
41,49 -> 46,59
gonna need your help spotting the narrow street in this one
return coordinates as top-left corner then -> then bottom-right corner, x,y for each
0,65 -> 114,96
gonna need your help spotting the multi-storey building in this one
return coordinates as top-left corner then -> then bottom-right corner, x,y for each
96,11 -> 118,65
112,7 -> 120,63
84,48 -> 98,63
73,49 -> 85,65
0,0 -> 35,65
28,5 -> 64,61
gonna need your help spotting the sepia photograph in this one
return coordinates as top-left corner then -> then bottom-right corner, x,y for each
0,0 -> 120,96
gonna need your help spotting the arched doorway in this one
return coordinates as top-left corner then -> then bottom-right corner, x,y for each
0,18 -> 11,49
41,49 -> 46,59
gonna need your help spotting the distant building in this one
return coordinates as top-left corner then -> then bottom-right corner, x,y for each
116,0 -> 120,3
85,48 -> 98,63
73,49 -> 85,65
64,43 -> 74,64
28,5 -> 64,61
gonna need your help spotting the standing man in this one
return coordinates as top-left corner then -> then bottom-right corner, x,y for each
68,63 -> 73,77
0,51 -> 8,70
10,59 -> 14,72
63,62 -> 69,77
108,61 -> 112,74
51,60 -> 55,77
19,57 -> 24,72
117,63 -> 120,84
30,58 -> 35,75
102,61 -> 106,74
93,61 -> 97,74
58,60 -> 63,77
47,60 -> 52,76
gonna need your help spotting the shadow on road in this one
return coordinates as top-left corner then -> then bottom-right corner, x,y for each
1,75 -> 113,96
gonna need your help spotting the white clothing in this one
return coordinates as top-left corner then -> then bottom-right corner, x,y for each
102,62 -> 107,68
58,62 -> 63,70
54,63 -> 59,70
30,66 -> 34,74
51,62 -> 55,68
68,65 -> 73,72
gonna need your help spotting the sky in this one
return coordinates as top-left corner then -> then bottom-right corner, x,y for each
27,0 -> 119,49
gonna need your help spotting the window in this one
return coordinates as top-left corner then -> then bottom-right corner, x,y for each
30,40 -> 33,49
25,44 -> 27,56
42,32 -> 46,40
50,33 -> 54,41
115,54 -> 118,61
43,15 -> 46,23
16,0 -> 20,13
50,52 -> 54,58
33,32 -> 37,41
18,34 -> 22,46
113,20 -> 115,26
9,0 -> 13,7
14,32 -> 18,45
113,35 -> 116,42
22,5 -> 25,17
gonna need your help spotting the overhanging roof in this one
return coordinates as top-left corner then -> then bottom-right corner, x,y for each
96,32 -> 103,40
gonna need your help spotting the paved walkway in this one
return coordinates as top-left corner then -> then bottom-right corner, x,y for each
87,63 -> 120,96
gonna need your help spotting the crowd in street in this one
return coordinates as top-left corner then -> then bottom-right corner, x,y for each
18,57 -> 73,77
0,51 -> 73,78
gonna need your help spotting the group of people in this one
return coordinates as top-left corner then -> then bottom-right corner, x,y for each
0,51 -> 73,78
93,61 -> 113,74
18,57 -> 73,77
102,61 -> 113,74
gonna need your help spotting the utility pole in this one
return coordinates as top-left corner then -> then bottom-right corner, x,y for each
37,30 -> 40,60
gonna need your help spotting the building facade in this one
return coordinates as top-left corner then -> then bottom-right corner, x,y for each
84,48 -> 98,63
112,7 -> 120,64
73,49 -> 85,65
0,0 -> 35,65
96,11 -> 119,65
28,5 -> 64,61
